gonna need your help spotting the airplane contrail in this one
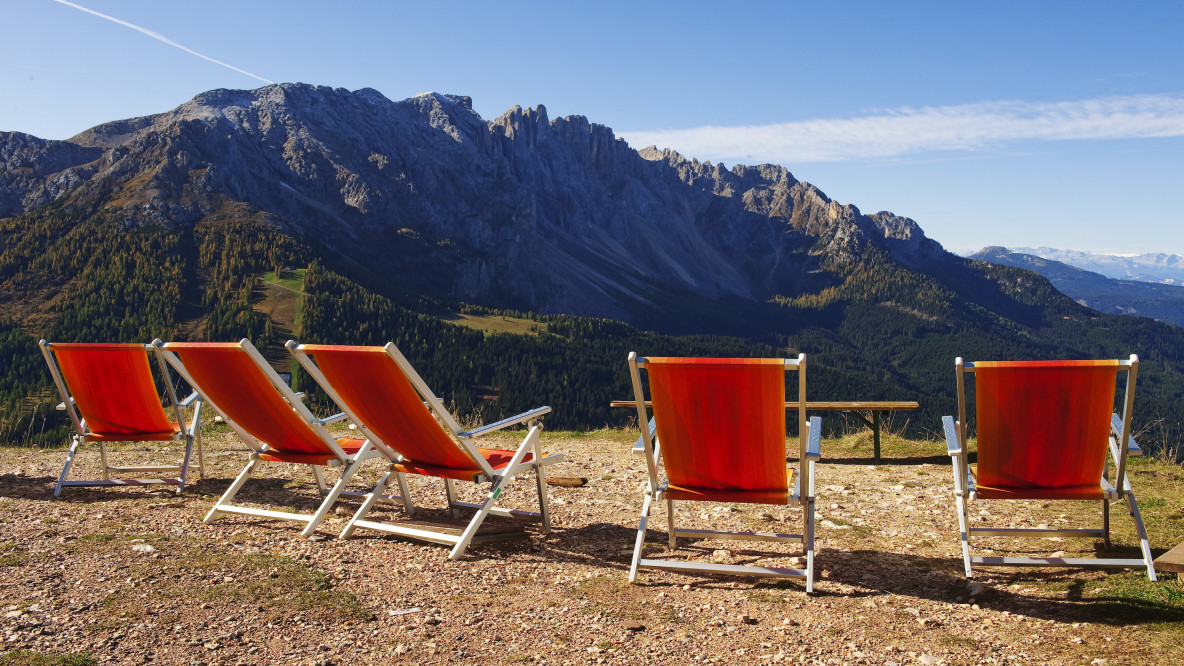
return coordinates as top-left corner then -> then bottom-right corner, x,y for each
50,0 -> 273,84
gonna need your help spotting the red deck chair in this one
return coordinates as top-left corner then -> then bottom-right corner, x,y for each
626,353 -> 822,591
154,339 -> 379,536
944,356 -> 1156,580
40,341 -> 204,497
287,341 -> 561,559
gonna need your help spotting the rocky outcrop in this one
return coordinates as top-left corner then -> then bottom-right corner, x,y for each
0,83 -> 949,319
0,132 -> 103,217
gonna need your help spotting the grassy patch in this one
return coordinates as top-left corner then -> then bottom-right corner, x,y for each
742,589 -> 785,604
441,313 -> 545,337
181,551 -> 370,622
0,544 -> 24,567
0,652 -> 95,666
1079,572 -> 1184,626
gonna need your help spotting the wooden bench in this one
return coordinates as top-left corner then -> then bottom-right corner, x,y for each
610,400 -> 919,462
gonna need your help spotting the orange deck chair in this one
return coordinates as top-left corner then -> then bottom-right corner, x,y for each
287,341 -> 562,559
154,339 -> 380,536
626,353 -> 822,591
40,341 -> 204,497
944,356 -> 1156,580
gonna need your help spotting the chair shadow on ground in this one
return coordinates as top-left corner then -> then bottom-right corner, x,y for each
821,547 -> 1181,627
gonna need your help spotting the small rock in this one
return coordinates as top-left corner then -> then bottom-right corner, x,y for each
918,655 -> 938,665
711,550 -> 732,564
967,581 -> 986,597
131,544 -> 156,553
623,621 -> 645,632
740,614 -> 758,625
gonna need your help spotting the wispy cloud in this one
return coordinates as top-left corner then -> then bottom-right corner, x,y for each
619,94 -> 1184,164
51,0 -> 273,84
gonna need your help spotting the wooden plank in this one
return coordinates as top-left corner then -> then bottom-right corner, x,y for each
1153,541 -> 1184,574
610,400 -> 919,411
398,518 -> 526,542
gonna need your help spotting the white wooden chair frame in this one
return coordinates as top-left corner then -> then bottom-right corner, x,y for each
154,338 -> 380,537
627,353 -> 823,591
288,341 -> 563,559
40,340 -> 205,497
944,355 -> 1156,580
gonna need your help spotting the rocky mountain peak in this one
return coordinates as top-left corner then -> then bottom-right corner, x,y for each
0,83 -> 960,319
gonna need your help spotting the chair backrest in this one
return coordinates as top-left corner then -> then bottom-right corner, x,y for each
630,355 -> 806,494
40,341 -> 180,438
288,343 -> 486,473
157,340 -> 345,460
961,359 -> 1132,490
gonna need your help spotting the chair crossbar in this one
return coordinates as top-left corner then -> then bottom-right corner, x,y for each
673,528 -> 804,544
59,478 -> 182,487
638,559 -> 808,579
104,465 -> 184,473
970,527 -> 1104,538
973,556 -> 1152,569
215,505 -> 318,524
349,520 -> 461,545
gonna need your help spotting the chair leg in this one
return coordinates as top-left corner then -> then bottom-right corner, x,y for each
312,465 -> 329,494
533,461 -> 552,535
206,454 -> 261,523
629,493 -> 654,583
1123,488 -> 1158,582
445,479 -> 460,519
805,496 -> 815,594
302,459 -> 368,537
394,471 -> 415,517
99,441 -> 110,481
1103,498 -> 1112,549
955,492 -> 973,578
54,435 -> 83,498
195,429 -> 206,480
175,434 -> 195,495
666,496 -> 677,549
449,481 -> 501,560
340,472 -> 392,539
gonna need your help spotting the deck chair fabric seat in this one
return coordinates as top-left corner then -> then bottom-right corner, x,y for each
665,469 -> 795,504
155,339 -> 380,536
626,354 -> 822,591
944,356 -> 1156,580
287,342 -> 563,559
40,341 -> 204,496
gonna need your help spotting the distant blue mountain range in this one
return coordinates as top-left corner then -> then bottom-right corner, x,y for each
972,247 -> 1184,327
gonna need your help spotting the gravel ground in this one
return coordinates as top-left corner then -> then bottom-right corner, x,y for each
0,428 -> 1178,665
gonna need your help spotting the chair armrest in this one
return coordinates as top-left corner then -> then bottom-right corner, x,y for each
805,416 -> 822,460
55,397 -> 76,411
315,412 -> 348,426
1111,414 -> 1142,456
632,417 -> 657,455
178,391 -> 201,408
460,406 -> 552,438
943,416 -> 961,455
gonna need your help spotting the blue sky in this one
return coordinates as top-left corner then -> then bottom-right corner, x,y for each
3,0 -> 1182,255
